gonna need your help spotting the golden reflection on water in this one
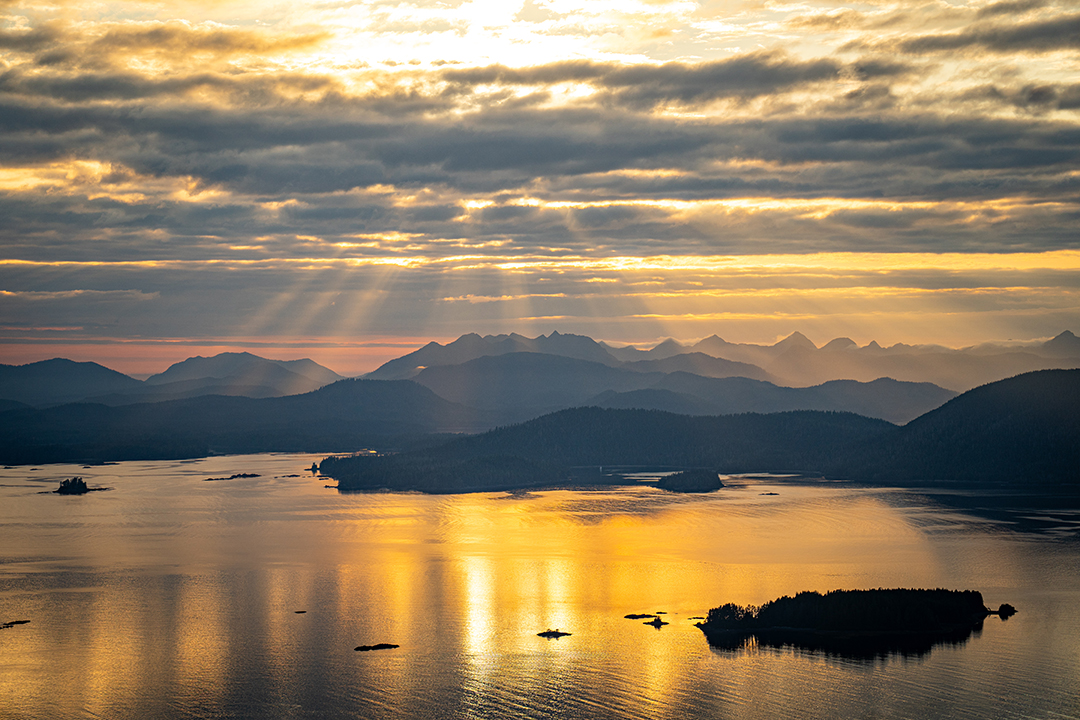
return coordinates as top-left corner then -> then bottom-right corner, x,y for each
0,456 -> 1078,719
461,555 -> 496,655
176,576 -> 229,702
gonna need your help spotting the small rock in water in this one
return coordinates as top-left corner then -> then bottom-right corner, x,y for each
537,629 -> 571,638
624,613 -> 655,619
355,643 -> 399,651
1,620 -> 30,630
645,617 -> 669,628
294,610 -> 307,614
204,472 -> 262,482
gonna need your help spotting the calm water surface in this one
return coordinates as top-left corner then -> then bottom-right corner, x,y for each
0,455 -> 1078,719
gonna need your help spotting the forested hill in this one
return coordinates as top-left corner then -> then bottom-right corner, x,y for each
322,369 -> 1080,492
421,407 -> 890,470
0,379 -> 477,465
859,368 -> 1080,483
321,408 -> 893,492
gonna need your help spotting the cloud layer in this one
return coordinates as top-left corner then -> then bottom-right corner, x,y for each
1,0 -> 1079,370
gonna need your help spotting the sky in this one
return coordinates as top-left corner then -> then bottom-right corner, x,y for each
1,0 -> 1078,375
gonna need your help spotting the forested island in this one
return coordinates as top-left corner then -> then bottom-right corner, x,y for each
696,589 -> 1013,658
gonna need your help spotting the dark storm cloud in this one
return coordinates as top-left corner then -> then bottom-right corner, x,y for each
849,59 -> 916,80
0,25 -> 61,52
597,54 -> 844,106
892,14 -> 1080,54
975,0 -> 1048,19
442,53 -> 845,105
964,83 -> 1080,111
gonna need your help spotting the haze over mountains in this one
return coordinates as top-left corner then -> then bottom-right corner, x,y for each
0,352 -> 344,407
1,330 -> 1078,469
371,330 -> 1080,392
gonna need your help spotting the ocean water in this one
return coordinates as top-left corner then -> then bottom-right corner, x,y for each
0,454 -> 1078,719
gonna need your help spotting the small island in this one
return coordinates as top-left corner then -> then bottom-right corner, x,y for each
355,643 -> 399,651
655,469 -> 724,493
537,629 -> 571,638
56,477 -> 89,494
697,588 -> 1013,658
203,473 -> 261,482
54,477 -> 107,495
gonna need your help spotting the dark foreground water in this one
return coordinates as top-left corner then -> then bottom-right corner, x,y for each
1,455 -> 1078,719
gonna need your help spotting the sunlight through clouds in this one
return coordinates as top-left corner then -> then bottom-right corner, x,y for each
1,0 -> 1079,369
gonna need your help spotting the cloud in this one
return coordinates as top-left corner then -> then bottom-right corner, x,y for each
975,0 -> 1048,19
88,21 -> 329,57
964,83 -> 1080,111
892,14 -> 1080,54
1,0 -> 1079,351
442,53 -> 846,106
0,25 -> 61,52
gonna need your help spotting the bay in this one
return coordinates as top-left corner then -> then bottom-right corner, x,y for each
0,454 -> 1078,719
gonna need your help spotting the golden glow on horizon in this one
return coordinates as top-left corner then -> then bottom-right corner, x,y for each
498,195 -> 1070,220
5,249 -> 1080,273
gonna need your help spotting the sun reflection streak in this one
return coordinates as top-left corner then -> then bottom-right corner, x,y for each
462,555 -> 496,656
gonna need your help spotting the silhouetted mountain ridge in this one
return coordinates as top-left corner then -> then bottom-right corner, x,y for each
372,330 -> 1080,392
0,359 -> 143,406
0,379 -> 479,464
1,352 -> 344,407
368,331 -> 622,379
322,370 -> 1080,491
859,369 -> 1080,482
322,408 -> 892,493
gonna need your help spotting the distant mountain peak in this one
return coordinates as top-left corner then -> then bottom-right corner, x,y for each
1042,330 -> 1080,357
367,330 -> 620,380
822,337 -> 857,351
0,357 -> 141,407
775,331 -> 817,350
145,352 -> 342,388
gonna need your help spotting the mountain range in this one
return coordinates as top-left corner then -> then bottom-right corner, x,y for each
368,330 -> 1080,392
2,330 -> 1078,472
406,352 -> 955,425
0,352 -> 344,407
